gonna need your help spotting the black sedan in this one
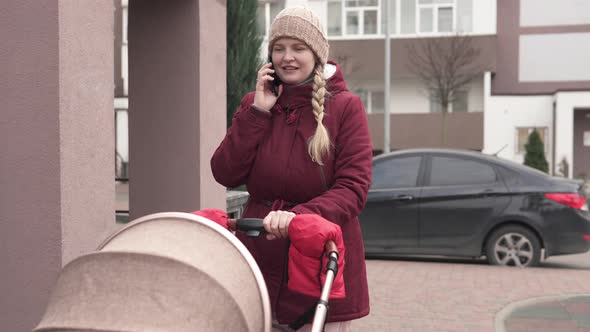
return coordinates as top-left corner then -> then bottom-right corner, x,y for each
360,148 -> 590,267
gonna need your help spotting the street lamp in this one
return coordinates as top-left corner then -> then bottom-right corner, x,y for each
384,0 -> 391,153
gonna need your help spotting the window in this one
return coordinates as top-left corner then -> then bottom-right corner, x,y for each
429,96 -> 442,113
364,8 -> 379,34
419,7 -> 433,32
429,90 -> 468,113
328,1 -> 343,35
417,0 -> 455,34
258,1 -> 284,38
117,0 -> 129,223
115,104 -> 129,179
452,91 -> 468,112
329,0 -> 466,37
328,0 -> 381,36
430,156 -> 496,186
371,91 -> 385,113
355,89 -> 385,113
438,6 -> 453,32
372,156 -> 422,189
401,0 -> 417,34
346,11 -> 360,34
382,0 -> 396,34
400,0 -> 471,36
115,102 -> 129,223
256,4 -> 267,37
456,0 -> 473,33
516,128 -> 549,155
356,89 -> 368,108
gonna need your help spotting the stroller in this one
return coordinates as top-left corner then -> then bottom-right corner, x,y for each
34,211 -> 342,332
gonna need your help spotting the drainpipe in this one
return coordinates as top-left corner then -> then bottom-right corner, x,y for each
552,100 -> 556,176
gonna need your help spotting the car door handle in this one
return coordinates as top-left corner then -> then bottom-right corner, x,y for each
392,194 -> 414,201
479,189 -> 498,196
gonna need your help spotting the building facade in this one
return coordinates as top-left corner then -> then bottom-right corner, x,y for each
484,0 -> 590,177
259,0 -> 590,177
259,0 -> 497,153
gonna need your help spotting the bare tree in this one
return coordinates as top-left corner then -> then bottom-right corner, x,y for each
406,34 -> 484,145
332,55 -> 363,91
333,55 -> 362,77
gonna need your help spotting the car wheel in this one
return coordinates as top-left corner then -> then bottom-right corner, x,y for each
485,225 -> 541,267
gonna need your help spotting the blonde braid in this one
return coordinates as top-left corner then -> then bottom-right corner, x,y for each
308,66 -> 331,165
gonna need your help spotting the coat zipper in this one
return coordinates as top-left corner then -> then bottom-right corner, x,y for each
306,136 -> 329,192
319,165 -> 328,191
276,101 -> 296,321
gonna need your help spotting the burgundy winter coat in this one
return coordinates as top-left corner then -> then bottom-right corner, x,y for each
211,62 -> 372,324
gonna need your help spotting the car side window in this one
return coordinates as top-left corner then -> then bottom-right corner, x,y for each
430,156 -> 496,186
371,156 -> 421,189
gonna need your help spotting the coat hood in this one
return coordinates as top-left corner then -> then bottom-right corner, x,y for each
275,61 -> 348,110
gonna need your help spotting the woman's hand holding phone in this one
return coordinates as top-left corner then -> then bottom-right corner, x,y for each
253,63 -> 283,111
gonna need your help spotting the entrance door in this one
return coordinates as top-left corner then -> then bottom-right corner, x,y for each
573,109 -> 590,179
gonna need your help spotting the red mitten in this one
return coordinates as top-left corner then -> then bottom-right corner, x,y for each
287,214 -> 346,299
189,209 -> 229,229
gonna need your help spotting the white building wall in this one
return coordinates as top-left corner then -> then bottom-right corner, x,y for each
520,0 -> 590,27
472,0 -> 496,35
392,78 -> 431,113
350,76 -> 485,114
485,71 -> 590,177
483,72 -> 554,167
389,77 -> 484,114
345,78 -> 428,113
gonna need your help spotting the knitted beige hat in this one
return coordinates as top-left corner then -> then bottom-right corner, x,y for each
269,6 -> 329,65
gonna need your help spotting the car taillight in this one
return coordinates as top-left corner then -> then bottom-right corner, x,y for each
544,193 -> 588,210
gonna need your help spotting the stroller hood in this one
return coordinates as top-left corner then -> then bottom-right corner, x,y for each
34,251 -> 248,331
34,212 -> 271,332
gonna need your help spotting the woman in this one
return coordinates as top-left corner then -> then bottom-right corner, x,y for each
211,6 -> 372,331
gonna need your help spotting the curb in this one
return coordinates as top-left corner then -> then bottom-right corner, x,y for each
494,293 -> 590,332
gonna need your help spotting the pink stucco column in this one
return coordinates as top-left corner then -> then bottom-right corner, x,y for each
0,1 -> 114,331
128,0 -> 227,219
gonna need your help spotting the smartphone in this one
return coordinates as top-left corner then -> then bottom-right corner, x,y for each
268,55 -> 282,96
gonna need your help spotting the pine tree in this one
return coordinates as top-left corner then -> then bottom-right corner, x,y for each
524,129 -> 549,173
227,0 -> 263,128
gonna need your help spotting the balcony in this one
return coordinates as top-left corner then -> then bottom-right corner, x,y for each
368,111 -> 484,152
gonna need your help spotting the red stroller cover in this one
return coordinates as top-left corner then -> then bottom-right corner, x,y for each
191,209 -> 346,299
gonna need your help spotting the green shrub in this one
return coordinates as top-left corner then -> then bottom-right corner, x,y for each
227,0 -> 263,128
524,129 -> 549,173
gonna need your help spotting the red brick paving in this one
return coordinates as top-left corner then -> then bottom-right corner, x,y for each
350,260 -> 590,332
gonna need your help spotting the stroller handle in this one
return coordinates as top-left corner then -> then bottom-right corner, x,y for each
230,218 -> 339,256
232,218 -> 266,237
324,240 -> 338,256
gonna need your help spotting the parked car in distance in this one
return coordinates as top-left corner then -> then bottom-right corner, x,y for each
360,148 -> 590,267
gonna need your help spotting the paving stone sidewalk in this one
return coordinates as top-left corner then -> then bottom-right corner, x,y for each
350,259 -> 590,332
